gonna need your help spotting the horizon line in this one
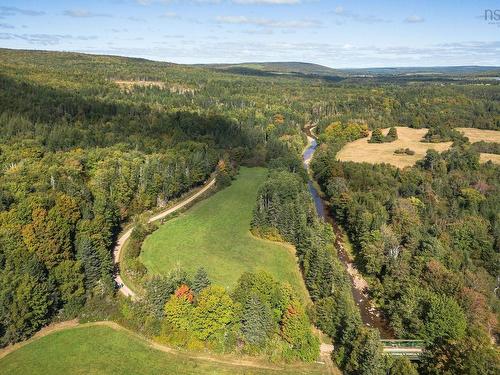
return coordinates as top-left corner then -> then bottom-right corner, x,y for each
2,47 -> 499,71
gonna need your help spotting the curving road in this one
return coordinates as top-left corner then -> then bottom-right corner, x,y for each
113,178 -> 216,299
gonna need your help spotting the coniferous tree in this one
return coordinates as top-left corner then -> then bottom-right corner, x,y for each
76,237 -> 101,291
369,128 -> 384,143
192,267 -> 211,293
385,127 -> 398,142
241,294 -> 274,347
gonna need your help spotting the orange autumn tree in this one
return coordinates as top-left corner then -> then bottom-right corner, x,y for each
175,284 -> 194,302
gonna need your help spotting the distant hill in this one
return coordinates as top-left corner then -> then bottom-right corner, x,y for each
196,62 -> 500,81
339,66 -> 500,77
196,62 -> 344,80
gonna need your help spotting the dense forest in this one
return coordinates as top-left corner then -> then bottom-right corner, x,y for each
311,124 -> 500,373
0,48 -> 499,373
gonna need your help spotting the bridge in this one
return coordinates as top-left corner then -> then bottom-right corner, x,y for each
381,340 -> 425,361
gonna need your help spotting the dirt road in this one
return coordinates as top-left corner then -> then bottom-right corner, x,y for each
113,178 -> 216,299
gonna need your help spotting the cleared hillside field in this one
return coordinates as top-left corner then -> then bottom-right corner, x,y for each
337,126 -> 500,168
0,324 -> 327,375
140,167 -> 310,302
336,127 -> 452,168
478,153 -> 500,164
456,127 -> 500,143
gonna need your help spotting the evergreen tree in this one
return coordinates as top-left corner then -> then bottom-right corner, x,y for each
385,127 -> 398,142
76,237 -> 101,291
192,267 -> 211,293
369,128 -> 384,143
241,294 -> 274,347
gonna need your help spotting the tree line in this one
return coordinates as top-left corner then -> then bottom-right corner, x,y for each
311,122 -> 500,374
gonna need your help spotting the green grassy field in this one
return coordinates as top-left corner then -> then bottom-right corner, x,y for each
141,167 -> 309,301
0,325 -> 327,375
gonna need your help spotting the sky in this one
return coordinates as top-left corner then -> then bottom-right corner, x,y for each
0,0 -> 499,68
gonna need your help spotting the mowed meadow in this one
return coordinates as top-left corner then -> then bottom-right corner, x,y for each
336,126 -> 500,168
457,127 -> 500,164
0,324 -> 327,375
140,167 -> 310,302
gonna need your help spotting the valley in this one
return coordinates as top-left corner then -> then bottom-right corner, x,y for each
0,46 -> 498,375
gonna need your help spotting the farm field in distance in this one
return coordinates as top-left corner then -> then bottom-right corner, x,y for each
140,167 -> 310,302
0,324 -> 327,375
457,127 -> 500,164
456,127 -> 500,143
336,126 -> 500,168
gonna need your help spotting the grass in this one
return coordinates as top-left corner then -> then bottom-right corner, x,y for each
456,128 -> 500,164
337,127 -> 452,168
456,127 -> 500,143
140,167 -> 310,302
478,153 -> 500,164
337,126 -> 500,168
0,324 -> 327,375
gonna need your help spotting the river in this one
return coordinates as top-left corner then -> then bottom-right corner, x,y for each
303,127 -> 393,339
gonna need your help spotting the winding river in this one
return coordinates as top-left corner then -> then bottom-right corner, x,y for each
303,127 -> 393,339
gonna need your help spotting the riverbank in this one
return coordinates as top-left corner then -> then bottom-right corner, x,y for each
302,125 -> 393,338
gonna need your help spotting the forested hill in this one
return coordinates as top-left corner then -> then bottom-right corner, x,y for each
197,61 -> 343,79
341,65 -> 500,76
198,61 -> 499,81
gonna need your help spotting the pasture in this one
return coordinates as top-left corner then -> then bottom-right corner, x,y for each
140,167 -> 310,302
336,126 -> 500,168
0,324 -> 327,375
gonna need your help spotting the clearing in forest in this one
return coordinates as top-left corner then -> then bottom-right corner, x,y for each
456,127 -> 500,164
337,126 -> 500,168
337,127 -> 451,168
456,127 -> 500,143
0,324 -> 327,375
114,80 -> 165,91
140,167 -> 310,302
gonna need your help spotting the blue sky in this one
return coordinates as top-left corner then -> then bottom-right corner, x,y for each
0,0 -> 498,68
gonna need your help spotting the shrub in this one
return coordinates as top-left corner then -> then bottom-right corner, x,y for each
394,148 -> 415,155
385,127 -> 398,142
369,128 -> 384,143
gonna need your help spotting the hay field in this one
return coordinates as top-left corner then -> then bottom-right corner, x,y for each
336,127 -> 452,168
456,128 -> 500,143
479,153 -> 500,164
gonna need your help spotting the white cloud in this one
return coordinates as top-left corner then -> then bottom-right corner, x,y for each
404,15 -> 425,23
63,10 -> 111,18
0,32 -> 97,45
160,12 -> 180,18
0,6 -> 45,18
331,6 -> 390,24
216,15 -> 320,28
